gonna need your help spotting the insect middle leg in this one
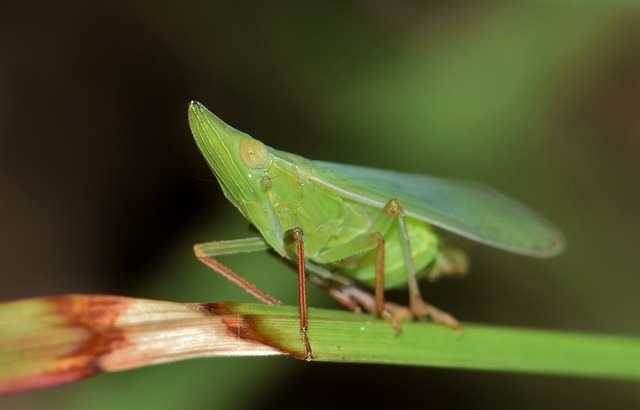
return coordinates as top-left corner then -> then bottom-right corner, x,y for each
304,263 -> 411,335
316,231 -> 388,316
319,198 -> 461,330
285,226 -> 393,358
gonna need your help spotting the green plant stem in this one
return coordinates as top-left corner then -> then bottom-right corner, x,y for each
228,303 -> 640,381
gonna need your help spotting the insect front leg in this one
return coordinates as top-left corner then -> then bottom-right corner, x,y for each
283,228 -> 313,361
194,237 -> 283,305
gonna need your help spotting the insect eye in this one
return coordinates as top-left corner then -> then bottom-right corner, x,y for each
239,138 -> 269,169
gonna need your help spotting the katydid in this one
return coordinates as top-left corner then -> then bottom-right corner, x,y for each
188,101 -> 564,360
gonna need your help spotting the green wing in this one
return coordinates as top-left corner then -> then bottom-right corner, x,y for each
310,160 -> 564,258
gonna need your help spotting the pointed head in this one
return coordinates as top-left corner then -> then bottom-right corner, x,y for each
188,101 -> 272,219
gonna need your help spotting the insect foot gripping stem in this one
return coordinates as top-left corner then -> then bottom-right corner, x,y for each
420,301 -> 462,333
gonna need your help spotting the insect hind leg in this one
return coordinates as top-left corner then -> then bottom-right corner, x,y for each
390,199 -> 462,331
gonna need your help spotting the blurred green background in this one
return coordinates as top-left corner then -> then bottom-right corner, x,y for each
2,1 -> 640,408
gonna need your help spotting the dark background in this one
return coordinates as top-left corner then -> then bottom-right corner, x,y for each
2,1 -> 640,409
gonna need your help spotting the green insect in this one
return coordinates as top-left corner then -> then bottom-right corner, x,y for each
188,101 -> 564,360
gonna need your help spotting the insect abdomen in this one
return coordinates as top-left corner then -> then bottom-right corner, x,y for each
337,217 -> 440,289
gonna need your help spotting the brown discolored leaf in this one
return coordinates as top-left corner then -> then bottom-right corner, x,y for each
0,295 -> 282,396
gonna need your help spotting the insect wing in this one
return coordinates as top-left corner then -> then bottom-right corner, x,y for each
309,160 -> 564,257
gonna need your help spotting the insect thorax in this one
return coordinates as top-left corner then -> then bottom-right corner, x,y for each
253,156 -> 441,289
